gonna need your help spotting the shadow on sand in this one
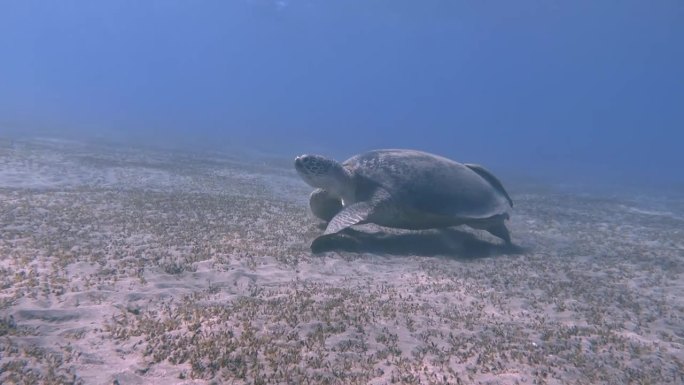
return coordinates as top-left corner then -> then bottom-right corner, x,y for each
310,227 -> 526,259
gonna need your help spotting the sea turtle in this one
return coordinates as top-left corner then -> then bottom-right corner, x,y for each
294,149 -> 514,246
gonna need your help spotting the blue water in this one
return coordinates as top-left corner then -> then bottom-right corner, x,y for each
1,0 -> 682,189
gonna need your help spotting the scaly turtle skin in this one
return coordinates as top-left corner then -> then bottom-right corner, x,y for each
294,149 -> 513,245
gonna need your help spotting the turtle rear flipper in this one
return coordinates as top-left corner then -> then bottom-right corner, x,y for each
464,163 -> 513,207
486,222 -> 512,244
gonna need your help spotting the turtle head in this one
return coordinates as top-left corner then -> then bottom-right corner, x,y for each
295,154 -> 354,203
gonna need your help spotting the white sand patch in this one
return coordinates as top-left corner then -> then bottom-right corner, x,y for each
620,204 -> 682,219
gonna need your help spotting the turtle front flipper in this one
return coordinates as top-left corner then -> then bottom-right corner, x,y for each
323,202 -> 374,235
322,188 -> 392,235
311,202 -> 374,253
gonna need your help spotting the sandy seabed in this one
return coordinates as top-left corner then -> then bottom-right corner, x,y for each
0,138 -> 682,384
